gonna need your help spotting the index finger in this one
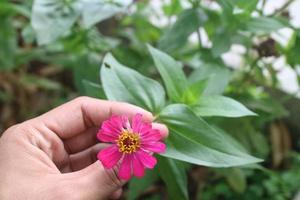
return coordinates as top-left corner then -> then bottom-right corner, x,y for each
36,96 -> 154,139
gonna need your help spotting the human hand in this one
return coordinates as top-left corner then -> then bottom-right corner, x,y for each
0,97 -> 168,200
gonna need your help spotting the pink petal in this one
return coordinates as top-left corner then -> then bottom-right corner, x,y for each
141,142 -> 166,153
139,123 -> 152,135
141,129 -> 162,142
97,129 -> 118,143
136,150 -> 157,169
111,115 -> 129,129
97,145 -> 122,169
102,121 -> 120,133
118,154 -> 132,180
132,154 -> 145,178
97,115 -> 129,143
132,114 -> 143,133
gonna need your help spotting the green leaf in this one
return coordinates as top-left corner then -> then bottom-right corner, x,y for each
211,29 -> 232,57
82,80 -> 106,99
73,54 -> 100,93
182,79 -> 208,104
217,0 -> 234,15
193,95 -> 257,117
128,169 -> 158,200
101,53 -> 165,113
0,15 -> 17,70
31,0 -> 82,45
235,0 -> 258,13
244,17 -> 285,33
162,0 -> 183,16
157,156 -> 188,200
82,0 -> 132,28
148,45 -> 188,102
0,1 -> 31,18
19,74 -> 61,90
159,104 -> 262,167
189,63 -> 231,95
158,8 -> 207,52
285,32 -> 300,67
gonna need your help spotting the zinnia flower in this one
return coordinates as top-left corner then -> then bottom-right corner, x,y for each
97,113 -> 166,180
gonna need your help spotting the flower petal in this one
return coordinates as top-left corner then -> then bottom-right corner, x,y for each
132,154 -> 145,178
141,129 -> 162,142
119,154 -> 133,180
136,150 -> 157,169
97,115 -> 129,142
97,145 -> 122,169
111,115 -> 129,129
97,129 -> 118,143
139,123 -> 152,135
141,142 -> 166,153
132,114 -> 143,133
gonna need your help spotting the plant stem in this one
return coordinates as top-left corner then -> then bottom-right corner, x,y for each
259,0 -> 267,15
269,0 -> 295,17
196,28 -> 202,49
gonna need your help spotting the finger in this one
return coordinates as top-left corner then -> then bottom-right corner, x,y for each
69,161 -> 126,200
35,97 -> 153,139
68,143 -> 107,172
64,127 -> 98,154
152,123 -> 169,139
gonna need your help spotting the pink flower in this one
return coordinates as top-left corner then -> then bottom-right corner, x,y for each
97,113 -> 166,180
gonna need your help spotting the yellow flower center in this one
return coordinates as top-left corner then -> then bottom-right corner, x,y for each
116,130 -> 140,154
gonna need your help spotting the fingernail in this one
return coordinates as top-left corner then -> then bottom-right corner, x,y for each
152,123 -> 169,138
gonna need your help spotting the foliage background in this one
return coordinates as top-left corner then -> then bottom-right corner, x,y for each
1,0 -> 300,199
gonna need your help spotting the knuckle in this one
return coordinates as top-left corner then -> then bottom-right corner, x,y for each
1,121 -> 41,146
2,124 -> 20,136
2,123 -> 27,139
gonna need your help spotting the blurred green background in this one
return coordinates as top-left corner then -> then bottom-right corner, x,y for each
1,0 -> 300,199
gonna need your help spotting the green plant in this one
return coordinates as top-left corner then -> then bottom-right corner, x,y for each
1,0 -> 300,199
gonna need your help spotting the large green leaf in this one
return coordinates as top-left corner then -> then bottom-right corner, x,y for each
31,0 -> 82,45
193,95 -> 256,117
189,63 -> 231,95
157,156 -> 188,200
158,104 -> 262,167
182,79 -> 208,104
82,0 -> 132,28
158,8 -> 207,52
148,45 -> 188,102
100,53 -> 165,113
244,17 -> 285,33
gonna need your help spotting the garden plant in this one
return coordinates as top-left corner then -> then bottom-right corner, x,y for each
1,0 -> 300,199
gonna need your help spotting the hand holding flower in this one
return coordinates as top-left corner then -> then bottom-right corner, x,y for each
0,97 -> 168,200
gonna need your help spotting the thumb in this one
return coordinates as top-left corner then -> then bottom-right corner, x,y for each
69,161 -> 125,200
